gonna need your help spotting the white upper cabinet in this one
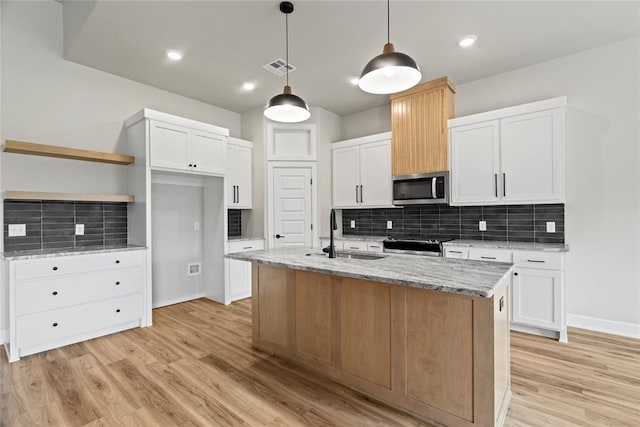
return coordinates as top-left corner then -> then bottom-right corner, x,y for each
449,97 -> 566,206
149,120 -> 226,176
227,137 -> 253,209
332,132 -> 393,209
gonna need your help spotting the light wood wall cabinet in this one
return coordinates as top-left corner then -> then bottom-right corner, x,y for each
449,97 -> 566,205
444,245 -> 567,342
252,264 -> 511,426
226,137 -> 253,209
390,77 -> 456,176
332,132 -> 392,208
5,249 -> 148,362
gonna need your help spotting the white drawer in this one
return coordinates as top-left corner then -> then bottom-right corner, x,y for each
468,248 -> 512,263
513,251 -> 563,270
14,250 -> 145,281
16,267 -> 144,316
343,241 -> 368,251
445,247 -> 469,259
367,242 -> 384,253
17,293 -> 142,351
228,239 -> 265,254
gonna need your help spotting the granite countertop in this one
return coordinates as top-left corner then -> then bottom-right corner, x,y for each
319,235 -> 388,242
227,246 -> 512,298
444,239 -> 569,252
228,236 -> 265,242
3,244 -> 147,261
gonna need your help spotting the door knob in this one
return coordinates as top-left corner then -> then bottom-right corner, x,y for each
275,234 -> 285,239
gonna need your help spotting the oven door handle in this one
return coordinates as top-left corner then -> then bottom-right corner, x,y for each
432,177 -> 437,199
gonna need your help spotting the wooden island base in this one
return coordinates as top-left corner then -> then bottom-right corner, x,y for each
251,264 -> 511,427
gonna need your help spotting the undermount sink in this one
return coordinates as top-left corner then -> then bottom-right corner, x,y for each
314,252 -> 386,260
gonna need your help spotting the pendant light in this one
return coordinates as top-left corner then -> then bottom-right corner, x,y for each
358,0 -> 422,94
264,1 -> 310,123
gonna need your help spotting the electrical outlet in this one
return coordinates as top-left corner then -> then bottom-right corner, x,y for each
350,220 -> 356,228
8,224 -> 26,237
75,224 -> 84,235
546,221 -> 556,233
479,221 -> 487,231
194,221 -> 200,231
387,220 -> 393,230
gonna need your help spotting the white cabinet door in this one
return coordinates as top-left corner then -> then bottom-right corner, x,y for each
226,144 -> 237,208
191,130 -> 225,175
512,267 -> 561,330
150,121 -> 190,171
234,145 -> 253,208
332,146 -> 360,208
500,109 -> 563,203
450,120 -> 500,205
359,140 -> 392,207
227,239 -> 264,302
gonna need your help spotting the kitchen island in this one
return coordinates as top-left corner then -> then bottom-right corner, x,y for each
227,247 -> 512,427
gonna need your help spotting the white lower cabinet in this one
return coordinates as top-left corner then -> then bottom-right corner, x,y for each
445,245 -> 567,342
6,249 -> 148,362
226,239 -> 265,302
319,238 -> 384,253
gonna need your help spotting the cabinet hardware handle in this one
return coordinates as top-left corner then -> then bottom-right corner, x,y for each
52,322 -> 58,327
503,173 -> 506,197
193,164 -> 197,168
370,245 -> 380,248
349,246 -> 359,249
481,256 -> 496,260
526,259 -> 545,263
494,174 -> 498,197
514,272 -> 519,276
449,250 -> 462,254
242,246 -> 253,250
116,309 -> 121,313
52,291 -> 58,296
360,185 -> 364,203
115,260 -> 120,264
52,266 -> 58,271
355,185 -> 359,203
237,186 -> 239,203
115,281 -> 120,285
499,296 -> 504,312
189,164 -> 193,167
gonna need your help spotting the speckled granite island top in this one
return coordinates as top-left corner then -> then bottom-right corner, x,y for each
444,239 -> 569,252
227,246 -> 512,298
3,244 -> 147,261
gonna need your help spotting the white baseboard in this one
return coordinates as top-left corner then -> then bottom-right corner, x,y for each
152,293 -> 205,309
567,314 -> 640,339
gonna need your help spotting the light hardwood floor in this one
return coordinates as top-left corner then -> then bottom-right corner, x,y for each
1,298 -> 638,426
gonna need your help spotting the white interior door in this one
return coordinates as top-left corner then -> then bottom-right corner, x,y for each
272,167 -> 313,248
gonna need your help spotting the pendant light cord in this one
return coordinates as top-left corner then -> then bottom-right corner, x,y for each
387,0 -> 390,44
285,11 -> 289,87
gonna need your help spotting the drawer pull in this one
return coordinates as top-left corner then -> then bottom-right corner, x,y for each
52,291 -> 58,296
481,256 -> 496,260
116,281 -> 120,286
370,245 -> 380,248
52,266 -> 58,271
115,260 -> 120,264
116,309 -> 121,313
52,322 -> 58,327
527,259 -> 545,263
242,246 -> 253,250
449,250 -> 462,254
349,246 -> 359,250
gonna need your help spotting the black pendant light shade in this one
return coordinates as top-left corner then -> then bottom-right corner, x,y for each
264,2 -> 310,123
358,1 -> 422,94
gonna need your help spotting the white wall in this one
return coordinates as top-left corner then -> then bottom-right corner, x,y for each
1,0 -> 241,196
340,37 -> 640,336
341,103 -> 391,141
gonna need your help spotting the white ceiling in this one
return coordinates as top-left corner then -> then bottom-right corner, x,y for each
62,1 -> 640,116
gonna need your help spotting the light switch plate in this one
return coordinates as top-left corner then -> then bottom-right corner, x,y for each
75,224 -> 84,235
194,221 -> 200,231
387,220 -> 393,230
8,224 -> 26,237
350,220 -> 356,228
479,221 -> 487,231
546,221 -> 556,233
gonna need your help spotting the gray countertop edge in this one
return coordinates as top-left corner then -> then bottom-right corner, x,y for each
443,239 -> 569,252
226,250 -> 512,298
3,245 -> 148,261
319,235 -> 388,242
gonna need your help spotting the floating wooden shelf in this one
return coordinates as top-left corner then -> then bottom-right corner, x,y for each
4,191 -> 135,203
3,140 -> 135,165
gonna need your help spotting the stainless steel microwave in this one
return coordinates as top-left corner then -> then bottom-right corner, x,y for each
392,172 -> 449,205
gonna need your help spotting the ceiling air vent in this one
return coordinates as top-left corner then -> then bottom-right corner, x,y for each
263,58 -> 296,76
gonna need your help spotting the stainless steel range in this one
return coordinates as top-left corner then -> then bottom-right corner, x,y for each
383,236 -> 453,257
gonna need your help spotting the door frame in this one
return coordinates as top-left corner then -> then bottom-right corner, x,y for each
267,161 -> 318,249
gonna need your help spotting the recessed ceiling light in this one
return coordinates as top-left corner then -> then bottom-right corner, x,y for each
242,82 -> 256,91
166,50 -> 183,61
458,35 -> 477,48
350,78 -> 360,86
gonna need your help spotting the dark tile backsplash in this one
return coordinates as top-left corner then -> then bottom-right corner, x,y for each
342,204 -> 564,243
228,209 -> 242,238
4,201 -> 128,252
